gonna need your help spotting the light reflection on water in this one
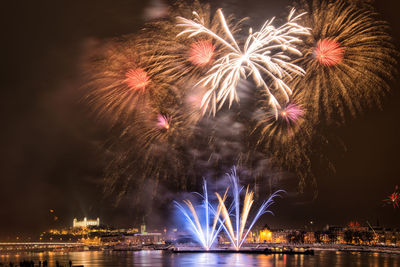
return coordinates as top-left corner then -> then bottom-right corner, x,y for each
1,250 -> 400,267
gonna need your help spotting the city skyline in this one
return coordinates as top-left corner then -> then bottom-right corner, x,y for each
0,0 -> 399,241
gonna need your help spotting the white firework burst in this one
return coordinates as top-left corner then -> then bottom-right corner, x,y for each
177,9 -> 309,116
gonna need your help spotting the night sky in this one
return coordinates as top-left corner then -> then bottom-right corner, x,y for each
1,0 -> 399,240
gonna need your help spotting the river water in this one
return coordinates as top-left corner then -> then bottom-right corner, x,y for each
1,250 -> 400,266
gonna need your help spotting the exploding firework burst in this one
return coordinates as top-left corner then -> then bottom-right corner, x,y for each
216,167 -> 284,250
255,94 -> 306,143
289,0 -> 398,123
177,8 -> 309,116
314,39 -> 344,66
83,36 -> 182,125
174,179 -> 226,250
188,40 -> 215,66
383,192 -> 400,208
125,68 -> 150,91
156,114 -> 171,130
383,186 -> 400,208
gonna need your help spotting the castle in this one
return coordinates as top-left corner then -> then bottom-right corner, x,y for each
73,217 -> 100,228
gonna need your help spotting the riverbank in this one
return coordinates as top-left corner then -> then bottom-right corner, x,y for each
173,243 -> 400,255
256,243 -> 400,255
2,242 -> 400,255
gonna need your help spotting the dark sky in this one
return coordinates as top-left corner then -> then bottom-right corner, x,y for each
1,0 -> 399,240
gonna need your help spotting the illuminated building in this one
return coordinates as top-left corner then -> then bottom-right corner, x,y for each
73,217 -> 100,228
259,229 -> 273,243
126,233 -> 164,245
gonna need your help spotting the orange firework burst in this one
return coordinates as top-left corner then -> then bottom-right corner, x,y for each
188,40 -> 215,66
125,68 -> 150,92
314,39 -> 344,66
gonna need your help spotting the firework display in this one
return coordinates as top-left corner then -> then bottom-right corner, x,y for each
83,0 -> 397,201
175,168 -> 283,250
174,180 -> 226,250
289,0 -> 397,123
215,167 -> 283,250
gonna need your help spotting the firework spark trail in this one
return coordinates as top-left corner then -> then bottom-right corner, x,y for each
174,180 -> 226,250
177,8 -> 309,116
216,167 -> 284,250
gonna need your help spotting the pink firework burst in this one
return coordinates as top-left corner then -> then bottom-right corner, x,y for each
280,103 -> 304,125
156,114 -> 171,130
188,40 -> 215,66
125,68 -> 150,91
314,39 -> 344,66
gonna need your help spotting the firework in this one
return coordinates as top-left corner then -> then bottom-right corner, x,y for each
83,36 -> 180,124
383,186 -> 400,208
125,68 -> 150,92
289,0 -> 398,123
177,8 -> 309,116
188,40 -> 215,66
314,39 -> 345,66
383,193 -> 399,208
252,85 -> 316,192
136,1 -> 238,86
216,167 -> 284,250
174,180 -> 226,250
156,114 -> 171,130
255,91 -> 306,143
348,221 -> 362,229
101,98 -> 204,203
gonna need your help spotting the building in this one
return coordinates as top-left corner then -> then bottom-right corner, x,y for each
126,233 -> 164,245
259,229 -> 273,243
73,217 -> 100,228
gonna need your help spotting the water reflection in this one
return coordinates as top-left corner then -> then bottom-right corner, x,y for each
0,251 -> 399,267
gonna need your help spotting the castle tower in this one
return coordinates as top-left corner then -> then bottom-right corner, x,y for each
141,217 -> 146,234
